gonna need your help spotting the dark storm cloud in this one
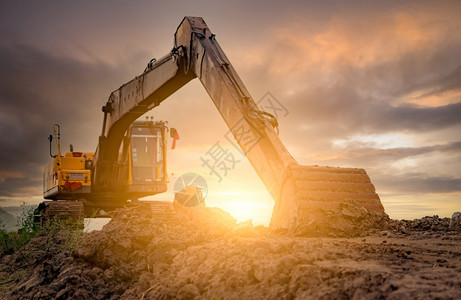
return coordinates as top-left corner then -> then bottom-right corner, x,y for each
375,47 -> 461,100
328,141 -> 461,161
374,173 -> 461,194
280,86 -> 461,149
0,41 -> 145,199
403,64 -> 461,100
370,102 -> 461,132
283,53 -> 461,140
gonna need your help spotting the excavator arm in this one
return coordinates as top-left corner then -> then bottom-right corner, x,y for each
93,17 -> 386,231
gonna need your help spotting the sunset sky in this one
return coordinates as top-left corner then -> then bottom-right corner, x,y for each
0,0 -> 460,224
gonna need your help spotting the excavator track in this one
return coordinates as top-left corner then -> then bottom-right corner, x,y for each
35,200 -> 84,227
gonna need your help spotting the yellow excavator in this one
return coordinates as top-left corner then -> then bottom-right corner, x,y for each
39,17 -> 386,231
41,119 -> 174,219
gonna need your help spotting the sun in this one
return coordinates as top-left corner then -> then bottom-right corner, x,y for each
206,191 -> 274,225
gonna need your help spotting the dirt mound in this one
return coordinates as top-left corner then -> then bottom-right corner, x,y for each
396,215 -> 450,231
130,235 -> 461,299
2,207 -> 460,299
387,212 -> 461,238
73,205 -> 236,271
0,230 -> 100,299
293,203 -> 390,237
3,205 -> 238,299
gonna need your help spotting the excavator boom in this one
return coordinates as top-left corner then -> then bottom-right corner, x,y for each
93,17 -> 386,231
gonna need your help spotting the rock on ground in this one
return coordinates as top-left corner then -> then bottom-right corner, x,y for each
450,211 -> 461,230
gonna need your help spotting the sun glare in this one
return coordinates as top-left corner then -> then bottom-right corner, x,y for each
207,191 -> 273,225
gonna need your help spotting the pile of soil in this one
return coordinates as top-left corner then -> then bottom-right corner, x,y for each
388,214 -> 458,233
293,202 -> 390,237
1,206 -> 460,299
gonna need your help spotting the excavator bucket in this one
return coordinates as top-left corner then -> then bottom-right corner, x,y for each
271,164 -> 387,236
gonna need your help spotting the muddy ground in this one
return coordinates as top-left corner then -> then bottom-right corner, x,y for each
1,205 -> 460,299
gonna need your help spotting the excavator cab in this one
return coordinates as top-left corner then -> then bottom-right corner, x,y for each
124,120 -> 169,196
130,125 -> 164,184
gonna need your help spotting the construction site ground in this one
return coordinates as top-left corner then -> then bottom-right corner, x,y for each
1,204 -> 460,299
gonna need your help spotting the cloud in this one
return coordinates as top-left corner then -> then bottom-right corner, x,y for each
0,41 -> 145,200
239,2 -> 461,78
0,171 -> 23,183
374,173 -> 461,194
281,83 -> 461,149
402,64 -> 461,103
322,141 -> 461,161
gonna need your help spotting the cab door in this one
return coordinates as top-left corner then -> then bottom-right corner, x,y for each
130,126 -> 164,184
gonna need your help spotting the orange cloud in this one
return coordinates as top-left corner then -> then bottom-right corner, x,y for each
236,7 -> 461,82
403,88 -> 461,107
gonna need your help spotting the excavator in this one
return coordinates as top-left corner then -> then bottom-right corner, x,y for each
39,17 -> 386,231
